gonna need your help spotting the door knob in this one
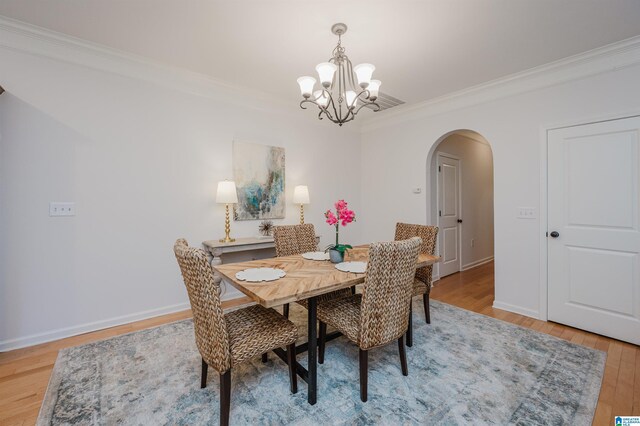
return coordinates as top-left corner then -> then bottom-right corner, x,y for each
457,219 -> 463,223
549,231 -> 560,238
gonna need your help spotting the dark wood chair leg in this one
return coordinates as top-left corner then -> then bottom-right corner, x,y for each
287,343 -> 298,394
423,293 -> 431,324
261,353 -> 268,363
201,358 -> 208,389
283,303 -> 290,319
398,335 -> 408,376
220,370 -> 231,426
359,349 -> 368,402
318,321 -> 327,364
406,303 -> 413,347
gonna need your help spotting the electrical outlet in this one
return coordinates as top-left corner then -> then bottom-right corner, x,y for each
517,207 -> 536,219
49,202 -> 75,217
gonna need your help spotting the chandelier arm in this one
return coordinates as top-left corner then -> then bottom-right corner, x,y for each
355,89 -> 371,102
320,103 -> 337,123
351,101 -> 380,117
338,58 -> 346,121
340,111 -> 357,125
325,89 -> 341,124
345,57 -> 358,92
299,98 -> 322,110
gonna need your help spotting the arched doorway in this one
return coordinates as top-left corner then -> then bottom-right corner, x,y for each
426,130 -> 494,283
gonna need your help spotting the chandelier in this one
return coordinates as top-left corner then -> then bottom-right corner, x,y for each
296,23 -> 381,126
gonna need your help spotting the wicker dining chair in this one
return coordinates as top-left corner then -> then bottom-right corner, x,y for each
395,223 -> 438,346
173,239 -> 298,426
273,224 -> 352,318
316,237 -> 422,402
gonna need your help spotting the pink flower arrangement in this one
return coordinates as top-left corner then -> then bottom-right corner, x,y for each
325,199 -> 356,227
325,199 -> 356,250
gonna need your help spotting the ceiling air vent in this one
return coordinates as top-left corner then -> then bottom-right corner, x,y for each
365,92 -> 405,111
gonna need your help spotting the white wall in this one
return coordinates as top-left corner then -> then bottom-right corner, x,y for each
360,62 -> 640,319
0,48 -> 363,350
431,133 -> 494,277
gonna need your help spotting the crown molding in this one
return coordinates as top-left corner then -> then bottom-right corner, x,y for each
360,35 -> 640,133
0,15 -> 336,127
2,15 -> 639,135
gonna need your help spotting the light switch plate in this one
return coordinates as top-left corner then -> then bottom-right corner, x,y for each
517,207 -> 536,219
50,202 -> 75,217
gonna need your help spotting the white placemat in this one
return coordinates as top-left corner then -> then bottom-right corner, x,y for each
235,268 -> 286,282
335,261 -> 367,274
302,251 -> 330,261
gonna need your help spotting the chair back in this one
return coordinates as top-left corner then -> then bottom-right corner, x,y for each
173,239 -> 231,373
273,223 -> 317,257
359,237 -> 422,350
395,223 -> 439,286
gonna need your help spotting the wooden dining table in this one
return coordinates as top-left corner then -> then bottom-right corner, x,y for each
213,248 -> 439,405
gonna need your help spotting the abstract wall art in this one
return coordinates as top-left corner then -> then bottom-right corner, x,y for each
232,141 -> 285,221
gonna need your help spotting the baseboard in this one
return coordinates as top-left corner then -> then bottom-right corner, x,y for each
0,302 -> 191,352
492,300 -> 540,319
461,256 -> 494,271
431,274 -> 441,286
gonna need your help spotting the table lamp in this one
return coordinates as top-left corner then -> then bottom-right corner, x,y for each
293,185 -> 310,224
217,180 -> 238,243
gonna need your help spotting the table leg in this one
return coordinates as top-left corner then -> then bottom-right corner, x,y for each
307,296 -> 317,405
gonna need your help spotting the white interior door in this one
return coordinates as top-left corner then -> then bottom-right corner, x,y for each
437,154 -> 461,278
548,116 -> 640,345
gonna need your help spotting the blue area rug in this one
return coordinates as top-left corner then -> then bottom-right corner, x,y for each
37,300 -> 605,425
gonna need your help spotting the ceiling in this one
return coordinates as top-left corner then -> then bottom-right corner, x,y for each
1,0 -> 640,107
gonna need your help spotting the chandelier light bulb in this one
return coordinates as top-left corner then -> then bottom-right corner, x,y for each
353,63 -> 375,88
345,90 -> 358,108
297,76 -> 316,98
368,80 -> 381,100
315,62 -> 337,88
313,90 -> 329,107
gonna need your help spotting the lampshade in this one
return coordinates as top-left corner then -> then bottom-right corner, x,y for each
315,62 -> 337,87
216,180 -> 238,204
353,63 -> 375,88
293,185 -> 310,204
345,90 -> 358,108
297,76 -> 316,98
313,90 -> 329,107
367,80 -> 381,100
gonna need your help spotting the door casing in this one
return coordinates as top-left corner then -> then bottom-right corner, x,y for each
540,110 -> 640,321
436,152 -> 462,278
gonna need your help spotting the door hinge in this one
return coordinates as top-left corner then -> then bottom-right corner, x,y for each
545,231 -> 548,237
438,166 -> 441,172
439,210 -> 442,217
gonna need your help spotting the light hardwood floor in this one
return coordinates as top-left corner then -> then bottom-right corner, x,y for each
0,261 -> 637,425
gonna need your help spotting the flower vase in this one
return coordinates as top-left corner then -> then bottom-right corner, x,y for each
329,249 -> 344,264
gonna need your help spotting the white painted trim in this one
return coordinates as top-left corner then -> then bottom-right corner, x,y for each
361,35 -> 640,133
1,16 -> 639,135
461,256 -> 494,271
492,300 -> 540,319
0,301 -> 190,351
431,274 -> 441,285
0,16 -> 337,130
539,126 -> 549,321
